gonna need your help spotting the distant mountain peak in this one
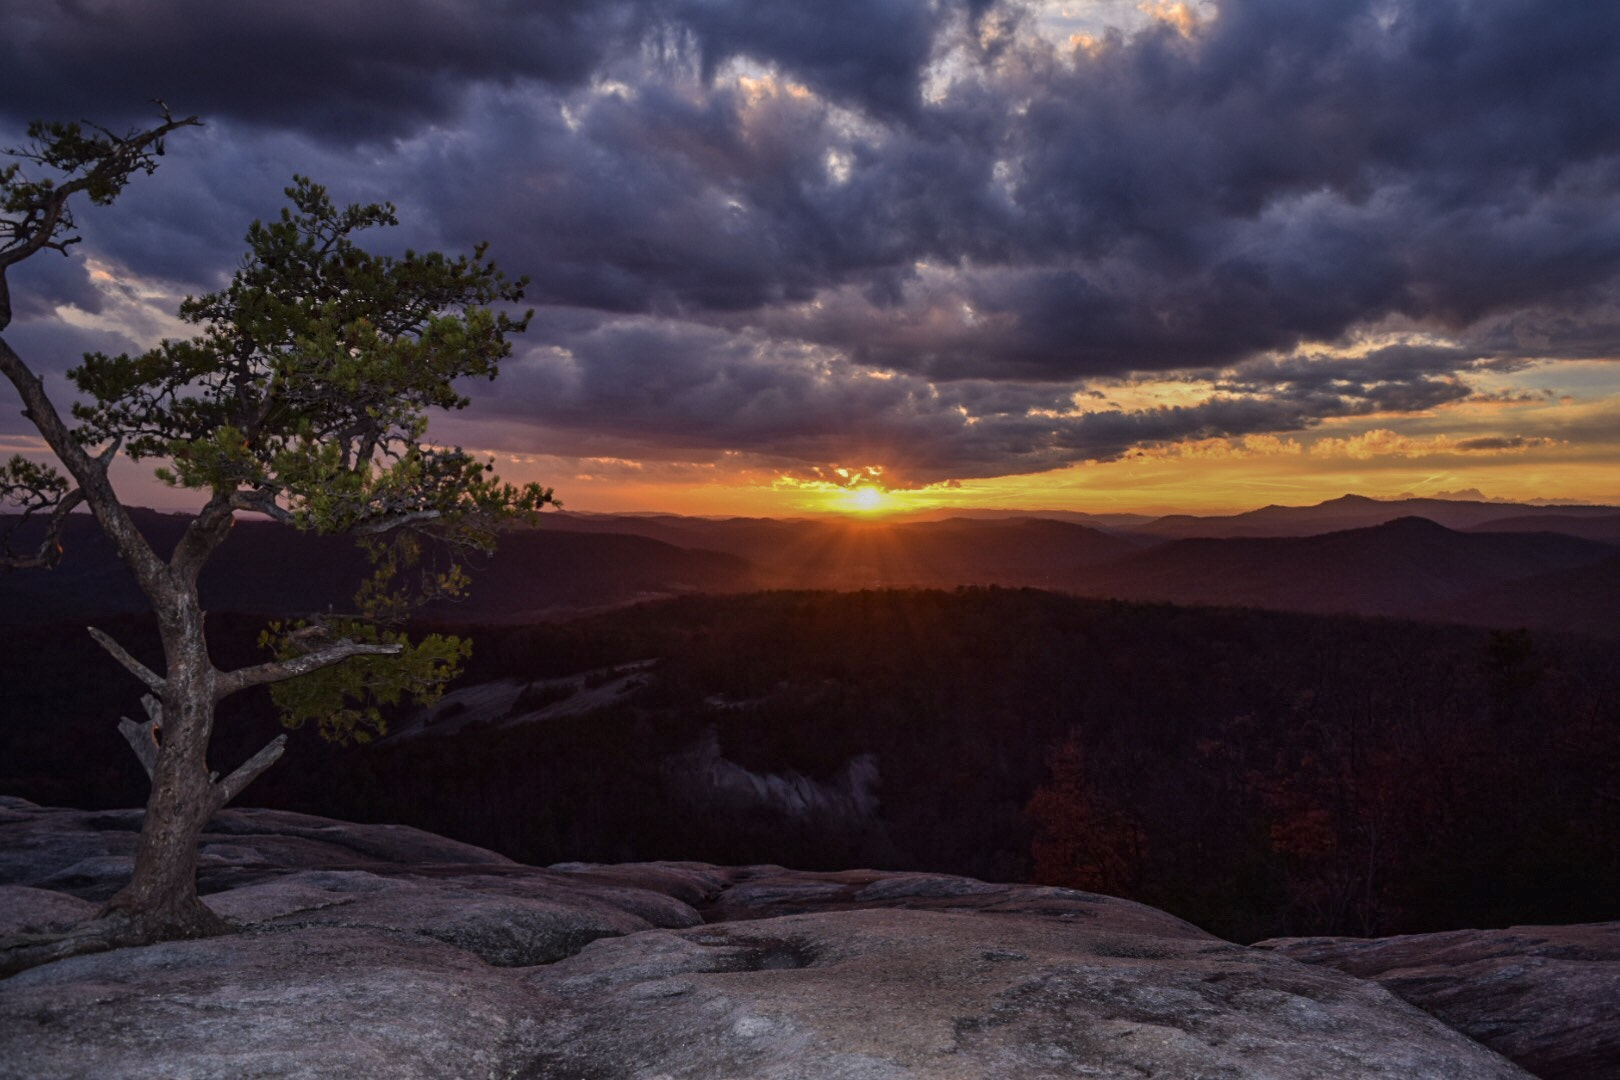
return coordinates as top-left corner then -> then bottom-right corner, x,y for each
1376,515 -> 1450,532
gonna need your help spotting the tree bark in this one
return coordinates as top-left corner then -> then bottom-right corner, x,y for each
100,597 -> 227,938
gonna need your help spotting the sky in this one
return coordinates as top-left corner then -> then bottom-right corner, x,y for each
2,0 -> 1619,518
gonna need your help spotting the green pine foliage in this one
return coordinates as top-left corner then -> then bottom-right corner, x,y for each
59,176 -> 555,737
68,176 -> 552,533
258,619 -> 470,745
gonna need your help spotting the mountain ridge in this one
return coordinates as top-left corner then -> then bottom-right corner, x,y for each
1076,515 -> 1617,621
3,498 -> 1616,636
1131,493 -> 1620,539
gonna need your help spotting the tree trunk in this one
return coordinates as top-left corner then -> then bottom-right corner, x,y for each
101,765 -> 226,939
101,600 -> 227,939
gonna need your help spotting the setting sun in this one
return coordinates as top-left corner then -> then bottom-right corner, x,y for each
848,486 -> 888,513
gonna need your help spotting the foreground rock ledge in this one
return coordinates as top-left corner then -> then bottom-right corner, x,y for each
0,797 -> 1534,1078
1260,923 -> 1620,1080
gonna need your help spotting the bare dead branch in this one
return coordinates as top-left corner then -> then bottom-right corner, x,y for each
87,626 -> 165,692
117,717 -> 160,780
215,639 -> 404,699
117,694 -> 163,780
213,734 -> 288,808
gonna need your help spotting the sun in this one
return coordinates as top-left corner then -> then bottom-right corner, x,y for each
847,486 -> 889,514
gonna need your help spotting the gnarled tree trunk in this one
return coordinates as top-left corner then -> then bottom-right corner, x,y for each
102,598 -> 227,938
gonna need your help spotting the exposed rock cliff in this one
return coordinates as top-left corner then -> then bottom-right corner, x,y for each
1260,924 -> 1620,1080
0,797 -> 1580,1077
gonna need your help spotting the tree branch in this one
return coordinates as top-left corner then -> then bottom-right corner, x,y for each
0,335 -> 168,589
116,693 -> 163,780
0,483 -> 84,570
87,627 -> 165,692
215,638 -> 404,699
228,488 -> 294,525
0,114 -> 202,281
212,734 -> 288,808
348,509 -> 444,535
169,493 -> 234,584
117,717 -> 160,780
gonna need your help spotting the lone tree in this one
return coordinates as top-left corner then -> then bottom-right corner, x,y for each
0,111 -> 553,946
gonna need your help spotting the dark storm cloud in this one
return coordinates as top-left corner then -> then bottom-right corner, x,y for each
453,310 -> 1084,483
0,0 -> 634,139
0,0 -> 982,138
735,0 -> 1620,381
4,0 -> 1618,481
658,0 -> 988,118
401,70 -> 1022,318
2,250 -> 107,324
1220,344 -> 1481,414
3,318 -> 149,380
476,311 -> 970,462
443,310 -> 1473,487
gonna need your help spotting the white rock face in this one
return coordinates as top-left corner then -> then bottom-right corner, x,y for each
521,908 -> 1530,1079
0,797 -> 1545,1078
1259,923 -> 1620,1080
2,929 -> 543,1080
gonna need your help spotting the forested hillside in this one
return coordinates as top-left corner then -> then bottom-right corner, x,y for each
5,589 -> 1616,942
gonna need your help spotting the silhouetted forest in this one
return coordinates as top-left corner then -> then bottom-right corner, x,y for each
3,589 -> 1617,943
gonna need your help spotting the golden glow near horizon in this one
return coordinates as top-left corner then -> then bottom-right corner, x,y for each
90,415 -> 1620,521
486,355 -> 1620,517
81,368 -> 1620,520
45,257 -> 1620,520
332,355 -> 1620,520
483,399 -> 1620,519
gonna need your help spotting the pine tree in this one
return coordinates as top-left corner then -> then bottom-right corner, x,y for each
0,110 -> 553,952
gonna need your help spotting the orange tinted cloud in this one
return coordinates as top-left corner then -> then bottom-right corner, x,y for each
1310,429 -> 1559,460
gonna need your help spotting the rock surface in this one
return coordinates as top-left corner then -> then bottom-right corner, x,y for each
522,908 -> 1525,1079
0,796 -> 517,903
1260,923 -> 1620,1079
0,886 -> 96,938
0,796 -> 1543,1078
3,930 -> 540,1079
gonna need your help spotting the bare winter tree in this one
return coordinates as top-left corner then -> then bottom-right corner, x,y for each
0,110 -> 554,950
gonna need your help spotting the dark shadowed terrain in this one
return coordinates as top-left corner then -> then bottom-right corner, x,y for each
4,584 -> 1617,945
3,497 -> 1616,947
